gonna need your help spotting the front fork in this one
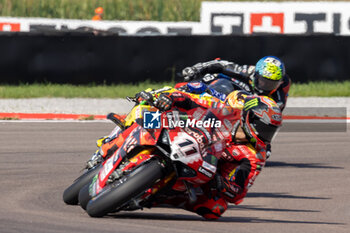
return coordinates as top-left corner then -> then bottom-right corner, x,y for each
106,148 -> 156,185
86,149 -> 103,169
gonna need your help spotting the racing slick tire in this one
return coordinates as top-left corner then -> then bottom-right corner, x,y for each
79,183 -> 92,210
86,159 -> 164,217
63,164 -> 101,205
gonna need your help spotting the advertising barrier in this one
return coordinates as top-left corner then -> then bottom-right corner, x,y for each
1,2 -> 350,35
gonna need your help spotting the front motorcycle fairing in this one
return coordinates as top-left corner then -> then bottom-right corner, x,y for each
164,107 -> 238,188
167,130 -> 215,185
124,104 -> 159,127
90,106 -> 181,198
90,123 -> 162,196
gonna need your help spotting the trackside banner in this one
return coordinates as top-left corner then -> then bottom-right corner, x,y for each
1,2 -> 350,35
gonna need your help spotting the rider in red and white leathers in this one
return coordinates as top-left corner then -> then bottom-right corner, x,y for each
152,90 -> 282,219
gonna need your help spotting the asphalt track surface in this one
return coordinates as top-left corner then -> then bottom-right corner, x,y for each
1,122 -> 349,233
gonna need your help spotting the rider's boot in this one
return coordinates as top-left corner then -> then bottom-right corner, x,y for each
187,195 -> 228,220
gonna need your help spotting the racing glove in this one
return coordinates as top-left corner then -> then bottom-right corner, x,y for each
153,93 -> 173,111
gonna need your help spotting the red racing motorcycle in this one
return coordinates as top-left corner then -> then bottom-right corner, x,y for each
62,113 -> 126,205
78,104 -> 237,217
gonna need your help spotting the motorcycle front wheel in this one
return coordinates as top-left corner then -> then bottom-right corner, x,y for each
86,159 -> 164,217
63,164 -> 101,205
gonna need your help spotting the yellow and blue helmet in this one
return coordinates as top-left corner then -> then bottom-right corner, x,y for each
254,56 -> 285,95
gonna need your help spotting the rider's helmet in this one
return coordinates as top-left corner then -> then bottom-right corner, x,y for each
253,56 -> 285,95
240,96 -> 282,150
225,90 -> 250,110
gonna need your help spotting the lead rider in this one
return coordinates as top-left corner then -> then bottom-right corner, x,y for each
153,91 -> 282,219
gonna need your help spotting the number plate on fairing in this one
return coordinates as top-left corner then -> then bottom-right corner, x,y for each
170,133 -> 201,163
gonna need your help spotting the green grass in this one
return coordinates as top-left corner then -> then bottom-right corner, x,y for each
0,0 -> 211,21
1,0 -> 345,21
0,81 -> 175,98
1,81 -> 350,98
288,81 -> 350,97
5,0 -> 339,21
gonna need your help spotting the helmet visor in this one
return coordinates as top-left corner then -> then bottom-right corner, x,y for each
254,74 -> 281,93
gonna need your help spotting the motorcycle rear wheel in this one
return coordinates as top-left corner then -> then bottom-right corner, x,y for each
63,164 -> 101,205
86,159 -> 164,217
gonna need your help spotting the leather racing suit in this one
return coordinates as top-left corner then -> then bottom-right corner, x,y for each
183,59 -> 291,111
153,90 -> 268,219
